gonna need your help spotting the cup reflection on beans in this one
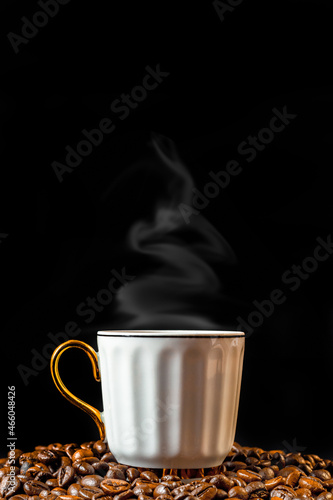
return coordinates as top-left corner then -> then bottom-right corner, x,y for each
50,330 -> 245,469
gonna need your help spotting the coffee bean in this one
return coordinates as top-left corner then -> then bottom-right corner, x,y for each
79,485 -> 104,499
233,478 -> 247,488
58,496 -> 82,500
23,479 -> 49,496
161,476 -> 181,482
317,493 -> 333,500
35,471 -> 53,482
81,475 -> 104,487
153,484 -> 171,497
57,466 -> 75,489
155,495 -> 173,500
126,468 -> 140,482
269,486 -> 296,500
140,471 -> 159,483
264,477 -> 285,491
68,483 -> 82,496
214,489 -> 228,500
74,462 -> 96,475
209,475 -> 234,491
298,477 -> 325,494
50,488 -> 68,497
100,478 -> 130,496
285,472 -> 301,488
133,484 -> 153,496
46,478 -> 59,488
100,453 -> 117,463
0,475 -> 21,498
313,470 -> 331,481
237,471 -> 263,483
294,488 -> 312,498
228,486 -> 249,499
113,489 -> 135,500
72,450 -> 95,462
106,469 -> 126,481
93,442 -> 107,457
259,469 -> 275,482
37,451 -> 59,465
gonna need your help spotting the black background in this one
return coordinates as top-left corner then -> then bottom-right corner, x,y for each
1,0 -> 333,460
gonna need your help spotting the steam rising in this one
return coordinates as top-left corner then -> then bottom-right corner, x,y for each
114,134 -> 236,329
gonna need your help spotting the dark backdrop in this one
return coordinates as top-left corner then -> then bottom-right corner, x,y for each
1,0 -> 333,459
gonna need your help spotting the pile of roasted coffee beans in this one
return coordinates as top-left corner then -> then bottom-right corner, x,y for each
1,441 -> 333,500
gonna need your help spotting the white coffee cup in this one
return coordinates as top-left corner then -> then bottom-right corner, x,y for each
51,330 -> 245,468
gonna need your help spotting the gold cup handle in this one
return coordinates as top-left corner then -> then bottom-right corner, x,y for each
50,340 -> 106,441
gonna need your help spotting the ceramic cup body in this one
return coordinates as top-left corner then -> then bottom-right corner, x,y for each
97,330 -> 244,468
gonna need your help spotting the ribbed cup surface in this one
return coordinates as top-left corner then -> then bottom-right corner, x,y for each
98,335 -> 244,468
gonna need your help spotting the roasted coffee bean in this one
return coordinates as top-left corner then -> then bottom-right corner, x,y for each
228,486 -> 249,499
92,442 -> 107,457
100,453 -> 117,463
298,477 -> 325,494
68,483 -> 82,496
313,470 -> 331,481
259,469 -> 275,482
23,479 -> 49,496
0,475 -> 20,497
233,478 -> 247,488
113,489 -> 134,500
46,478 -> 59,488
140,471 -> 159,483
155,495 -> 174,500
138,495 -> 153,500
93,462 -> 109,477
161,476 -> 181,482
37,451 -> 59,465
0,467 -> 19,479
279,468 -> 303,479
49,488 -> 68,497
58,496 -> 82,500
269,486 -> 296,500
79,485 -> 104,499
126,468 -> 140,482
81,475 -> 104,488
133,484 -> 153,496
74,462 -> 96,475
35,471 -> 53,482
57,466 -> 75,488
72,450 -> 95,462
153,484 -> 171,497
224,463 -> 248,472
209,474 -> 234,491
106,469 -> 126,481
264,478 -> 285,491
160,481 -> 182,490
285,472 -> 301,488
172,484 -> 196,497
317,493 -> 333,500
9,496 -> 29,500
100,478 -> 130,496
214,489 -> 228,500
245,481 -> 268,499
294,488 -> 312,498
237,471 -> 263,483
